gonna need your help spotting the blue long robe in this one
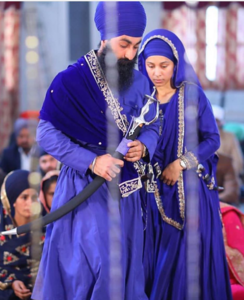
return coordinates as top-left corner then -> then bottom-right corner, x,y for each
32,50 -> 159,300
138,29 -> 233,300
142,84 -> 233,300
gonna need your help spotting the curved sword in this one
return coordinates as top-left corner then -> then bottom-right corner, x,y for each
1,91 -> 159,236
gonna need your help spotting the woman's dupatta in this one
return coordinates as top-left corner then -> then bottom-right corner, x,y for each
152,87 -> 186,230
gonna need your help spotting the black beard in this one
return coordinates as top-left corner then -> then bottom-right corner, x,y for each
97,45 -> 137,92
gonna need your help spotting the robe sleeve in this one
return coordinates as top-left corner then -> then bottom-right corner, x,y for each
182,84 -> 220,169
36,120 -> 97,174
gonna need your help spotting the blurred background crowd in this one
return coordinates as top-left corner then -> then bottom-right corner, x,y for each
0,1 -> 244,299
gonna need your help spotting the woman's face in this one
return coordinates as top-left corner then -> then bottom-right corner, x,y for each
145,55 -> 175,89
44,182 -> 57,209
13,188 -> 38,219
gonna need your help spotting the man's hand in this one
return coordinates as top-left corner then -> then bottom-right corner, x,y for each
12,280 -> 31,300
160,159 -> 184,186
90,154 -> 124,181
124,140 -> 144,162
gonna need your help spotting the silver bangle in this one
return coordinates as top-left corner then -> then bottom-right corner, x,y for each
91,157 -> 97,174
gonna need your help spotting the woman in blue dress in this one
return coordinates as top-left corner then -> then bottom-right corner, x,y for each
138,29 -> 233,300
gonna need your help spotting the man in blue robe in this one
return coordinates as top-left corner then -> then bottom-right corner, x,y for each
32,2 -> 159,300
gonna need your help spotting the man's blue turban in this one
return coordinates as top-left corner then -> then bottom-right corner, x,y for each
94,2 -> 147,40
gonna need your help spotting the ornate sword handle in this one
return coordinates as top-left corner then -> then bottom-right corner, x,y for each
128,88 -> 159,137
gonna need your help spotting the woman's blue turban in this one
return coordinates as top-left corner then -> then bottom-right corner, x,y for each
5,170 -> 30,217
143,38 -> 177,64
95,2 -> 147,40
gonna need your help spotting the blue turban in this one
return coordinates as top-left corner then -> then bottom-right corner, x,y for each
14,118 -> 29,137
39,147 -> 48,157
95,2 -> 146,40
14,118 -> 37,137
143,38 -> 177,64
5,170 -> 30,217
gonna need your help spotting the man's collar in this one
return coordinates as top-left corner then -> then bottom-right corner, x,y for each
18,147 -> 30,156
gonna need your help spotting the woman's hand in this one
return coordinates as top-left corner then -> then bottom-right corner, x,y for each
12,280 -> 31,300
160,159 -> 184,186
124,140 -> 144,162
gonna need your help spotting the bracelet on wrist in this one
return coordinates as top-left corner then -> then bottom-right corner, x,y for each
91,157 -> 97,174
142,144 -> 148,158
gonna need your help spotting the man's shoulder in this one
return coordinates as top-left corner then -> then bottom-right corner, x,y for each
2,145 -> 19,157
50,59 -> 85,92
184,82 -> 205,96
55,64 -> 80,85
133,69 -> 148,83
132,69 -> 150,93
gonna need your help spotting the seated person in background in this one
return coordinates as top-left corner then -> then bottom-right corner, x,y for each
7,111 -> 40,149
220,202 -> 244,300
0,119 -> 36,174
38,149 -> 59,177
0,170 -> 43,300
212,105 -> 244,177
223,123 -> 244,201
39,170 -> 60,214
224,122 -> 244,155
217,153 -> 240,205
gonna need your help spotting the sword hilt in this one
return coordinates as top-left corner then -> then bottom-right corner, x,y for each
128,88 -> 159,136
0,89 -> 159,236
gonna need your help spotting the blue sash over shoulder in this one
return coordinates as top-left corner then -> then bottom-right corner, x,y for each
40,50 -> 147,196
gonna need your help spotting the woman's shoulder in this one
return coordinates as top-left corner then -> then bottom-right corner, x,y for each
182,82 -> 205,95
181,82 -> 208,105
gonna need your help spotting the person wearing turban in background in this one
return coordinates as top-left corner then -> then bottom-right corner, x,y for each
32,2 -> 159,300
0,119 -> 36,175
39,170 -> 60,214
0,170 -> 42,300
212,105 -> 244,178
38,148 -> 59,177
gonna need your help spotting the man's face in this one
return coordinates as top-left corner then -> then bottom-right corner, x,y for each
99,35 -> 142,91
107,35 -> 142,60
16,128 -> 33,151
145,56 -> 175,89
39,155 -> 58,174
44,181 -> 57,210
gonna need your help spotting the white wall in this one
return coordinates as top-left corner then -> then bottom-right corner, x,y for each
20,2 -> 69,112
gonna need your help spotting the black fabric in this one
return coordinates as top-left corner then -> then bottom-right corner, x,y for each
0,145 -> 21,174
